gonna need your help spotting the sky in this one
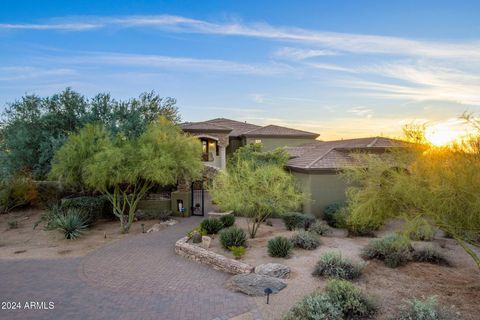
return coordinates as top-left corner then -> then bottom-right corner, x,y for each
1,0 -> 480,140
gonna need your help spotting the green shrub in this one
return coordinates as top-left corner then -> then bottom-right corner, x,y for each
35,181 -> 64,208
325,279 -> 376,318
405,217 -> 435,241
392,296 -> 454,320
219,226 -> 247,249
187,226 -> 207,238
412,246 -> 451,266
200,217 -> 224,234
61,196 -> 108,225
313,252 -> 363,280
302,214 -> 317,231
282,212 -> 306,230
51,209 -> 88,239
310,221 -> 331,236
323,204 -> 350,228
284,291 -> 342,320
0,175 -> 38,213
229,246 -> 246,259
220,214 -> 235,228
290,230 -> 320,250
268,236 -> 293,257
362,233 -> 413,268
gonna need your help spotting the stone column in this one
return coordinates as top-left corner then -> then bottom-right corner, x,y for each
219,146 -> 226,170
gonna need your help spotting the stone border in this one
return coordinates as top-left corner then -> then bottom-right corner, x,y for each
175,237 -> 254,274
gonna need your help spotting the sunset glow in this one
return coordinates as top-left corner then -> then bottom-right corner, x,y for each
425,122 -> 464,146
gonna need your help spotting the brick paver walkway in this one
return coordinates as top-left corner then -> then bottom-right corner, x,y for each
0,217 -> 260,320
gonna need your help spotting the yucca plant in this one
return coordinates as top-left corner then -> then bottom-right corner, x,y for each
52,209 -> 88,239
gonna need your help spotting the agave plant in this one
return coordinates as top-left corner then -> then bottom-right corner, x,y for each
53,209 -> 88,239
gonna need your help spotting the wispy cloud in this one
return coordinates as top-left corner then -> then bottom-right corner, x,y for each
3,14 -> 480,59
48,52 -> 291,76
273,47 -> 337,60
0,66 -> 76,81
347,106 -> 374,118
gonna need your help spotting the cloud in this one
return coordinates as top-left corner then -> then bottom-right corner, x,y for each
3,14 -> 480,59
49,52 -> 291,76
273,47 -> 337,60
347,106 -> 374,118
0,66 -> 76,81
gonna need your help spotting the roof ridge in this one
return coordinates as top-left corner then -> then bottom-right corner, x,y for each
306,146 -> 336,168
366,137 -> 379,147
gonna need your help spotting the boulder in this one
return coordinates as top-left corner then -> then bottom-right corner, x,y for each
146,223 -> 162,233
160,219 -> 178,226
191,231 -> 202,243
255,263 -> 290,279
201,236 -> 211,249
227,273 -> 287,296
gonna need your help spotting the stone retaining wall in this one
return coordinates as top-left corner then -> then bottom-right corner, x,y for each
175,237 -> 254,274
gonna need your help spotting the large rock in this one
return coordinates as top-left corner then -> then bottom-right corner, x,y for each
255,263 -> 290,279
227,273 -> 287,296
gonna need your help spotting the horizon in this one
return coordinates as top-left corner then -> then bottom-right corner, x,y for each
1,0 -> 479,140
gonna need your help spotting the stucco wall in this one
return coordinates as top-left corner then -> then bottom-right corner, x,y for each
245,137 -> 315,151
227,137 -> 244,155
292,171 -> 348,217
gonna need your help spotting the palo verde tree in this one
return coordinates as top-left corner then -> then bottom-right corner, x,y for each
210,144 -> 303,238
50,118 -> 203,233
342,118 -> 480,268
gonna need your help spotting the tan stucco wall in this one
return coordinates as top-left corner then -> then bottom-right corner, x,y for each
245,137 -> 315,151
292,171 -> 348,217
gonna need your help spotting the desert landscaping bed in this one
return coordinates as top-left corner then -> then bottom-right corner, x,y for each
0,208 -> 165,259
203,217 -> 480,320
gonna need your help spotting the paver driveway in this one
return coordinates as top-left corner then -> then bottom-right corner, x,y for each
0,217 -> 260,320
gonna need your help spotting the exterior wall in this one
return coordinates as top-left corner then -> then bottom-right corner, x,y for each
245,137 -> 315,151
292,171 -> 348,217
227,137 -> 244,155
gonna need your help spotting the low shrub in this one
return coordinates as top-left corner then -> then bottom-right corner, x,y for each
412,246 -> 450,266
392,296 -> 454,320
35,181 -> 64,208
302,214 -> 317,231
325,279 -> 376,318
268,236 -> 293,257
187,226 -> 207,238
51,209 -> 88,239
0,175 -> 38,213
290,230 -> 320,250
323,203 -> 349,228
200,217 -> 224,234
219,226 -> 247,249
229,246 -> 246,259
310,220 -> 331,236
313,251 -> 363,280
405,217 -> 435,241
361,233 -> 413,268
220,214 -> 235,228
282,212 -> 306,230
61,196 -> 109,225
284,291 -> 342,320
285,279 -> 376,319
347,215 -> 379,236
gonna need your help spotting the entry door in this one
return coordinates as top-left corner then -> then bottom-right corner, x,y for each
191,180 -> 205,216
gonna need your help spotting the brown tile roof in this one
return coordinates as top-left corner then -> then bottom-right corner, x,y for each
203,118 -> 262,137
285,137 -> 406,172
180,122 -> 232,132
243,124 -> 320,138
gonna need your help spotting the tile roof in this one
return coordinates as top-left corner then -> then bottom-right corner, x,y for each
285,137 -> 406,171
203,118 -> 262,137
180,122 -> 232,132
243,124 -> 320,138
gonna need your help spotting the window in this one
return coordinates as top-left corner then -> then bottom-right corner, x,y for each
255,139 -> 262,144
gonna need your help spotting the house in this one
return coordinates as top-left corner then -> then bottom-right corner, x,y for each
180,118 -> 319,170
180,118 -> 404,217
285,137 -> 405,215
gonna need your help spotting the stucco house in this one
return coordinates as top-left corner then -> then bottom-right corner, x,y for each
180,118 -> 404,217
180,118 -> 319,170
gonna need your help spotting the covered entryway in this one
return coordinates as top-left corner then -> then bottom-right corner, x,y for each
191,180 -> 205,216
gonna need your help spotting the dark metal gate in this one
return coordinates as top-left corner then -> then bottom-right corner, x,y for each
191,180 -> 205,216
